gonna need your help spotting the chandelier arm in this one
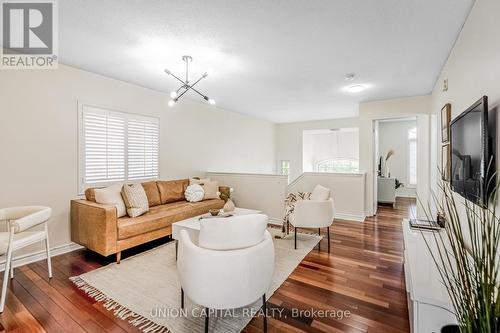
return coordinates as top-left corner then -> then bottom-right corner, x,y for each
188,74 -> 207,90
167,72 -> 187,86
175,86 -> 192,101
189,86 -> 209,99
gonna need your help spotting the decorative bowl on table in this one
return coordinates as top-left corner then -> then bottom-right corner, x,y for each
209,209 -> 220,216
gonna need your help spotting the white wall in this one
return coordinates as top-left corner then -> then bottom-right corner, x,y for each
431,0 -> 500,221
359,96 -> 432,216
379,120 -> 417,197
0,64 -> 276,259
275,118 -> 359,181
432,0 -> 500,172
206,172 -> 288,224
288,172 -> 366,222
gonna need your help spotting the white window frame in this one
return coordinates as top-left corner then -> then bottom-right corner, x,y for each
407,127 -> 417,187
315,158 -> 359,173
279,160 -> 290,176
78,102 -> 160,194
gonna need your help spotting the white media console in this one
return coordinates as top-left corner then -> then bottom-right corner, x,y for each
402,219 -> 457,333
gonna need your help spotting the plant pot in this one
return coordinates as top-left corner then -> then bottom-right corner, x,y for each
441,325 -> 460,333
223,199 -> 235,212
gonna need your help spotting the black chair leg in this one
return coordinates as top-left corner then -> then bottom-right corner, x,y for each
294,228 -> 297,249
318,228 -> 321,251
181,288 -> 184,309
327,227 -> 331,253
262,294 -> 267,333
205,308 -> 209,333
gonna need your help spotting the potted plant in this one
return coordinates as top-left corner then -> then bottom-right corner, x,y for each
421,177 -> 500,333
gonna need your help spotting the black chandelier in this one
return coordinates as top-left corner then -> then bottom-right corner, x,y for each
164,55 -> 215,107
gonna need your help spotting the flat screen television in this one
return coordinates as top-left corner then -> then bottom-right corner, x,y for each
450,96 -> 491,205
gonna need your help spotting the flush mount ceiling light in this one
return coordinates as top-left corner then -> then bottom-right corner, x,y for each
346,84 -> 367,93
164,55 -> 215,107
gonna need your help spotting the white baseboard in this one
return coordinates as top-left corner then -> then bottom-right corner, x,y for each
335,213 -> 365,222
0,242 -> 84,272
268,217 -> 283,226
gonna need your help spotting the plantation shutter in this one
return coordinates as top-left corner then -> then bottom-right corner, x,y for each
82,106 -> 126,184
127,116 -> 160,180
79,104 -> 159,191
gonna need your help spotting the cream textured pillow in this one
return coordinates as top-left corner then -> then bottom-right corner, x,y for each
121,184 -> 149,217
190,178 -> 210,186
185,184 -> 204,202
311,184 -> 331,201
202,180 -> 219,200
94,184 -> 127,217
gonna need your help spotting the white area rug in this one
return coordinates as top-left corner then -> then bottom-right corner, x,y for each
70,229 -> 321,333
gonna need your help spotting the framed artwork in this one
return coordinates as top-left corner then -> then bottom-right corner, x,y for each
441,103 -> 451,143
442,144 -> 450,181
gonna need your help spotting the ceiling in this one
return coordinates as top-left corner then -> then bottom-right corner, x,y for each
59,0 -> 474,123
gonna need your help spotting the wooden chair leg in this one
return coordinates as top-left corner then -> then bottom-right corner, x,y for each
205,308 -> 209,333
116,251 -> 121,264
294,228 -> 297,249
262,294 -> 267,333
327,227 -> 331,253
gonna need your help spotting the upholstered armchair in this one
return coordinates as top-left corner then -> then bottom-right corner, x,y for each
177,214 -> 274,333
288,185 -> 334,251
0,206 -> 52,312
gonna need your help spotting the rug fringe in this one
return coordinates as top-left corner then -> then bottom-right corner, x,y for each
69,276 -> 170,333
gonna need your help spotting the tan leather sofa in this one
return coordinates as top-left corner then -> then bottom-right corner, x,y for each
71,179 -> 224,263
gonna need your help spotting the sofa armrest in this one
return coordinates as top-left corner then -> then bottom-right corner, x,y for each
71,199 -> 118,256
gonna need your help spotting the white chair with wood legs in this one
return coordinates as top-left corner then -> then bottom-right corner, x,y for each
177,214 -> 274,333
0,206 -> 52,313
290,198 -> 334,251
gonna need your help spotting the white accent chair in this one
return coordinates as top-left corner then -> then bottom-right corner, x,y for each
177,214 -> 274,333
289,185 -> 334,251
0,206 -> 52,313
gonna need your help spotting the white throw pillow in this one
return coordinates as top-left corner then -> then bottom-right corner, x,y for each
310,184 -> 331,201
202,180 -> 219,200
94,184 -> 127,217
121,183 -> 149,217
199,214 -> 268,250
185,184 -> 204,202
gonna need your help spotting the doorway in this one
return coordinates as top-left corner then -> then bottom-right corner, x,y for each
373,117 -> 418,211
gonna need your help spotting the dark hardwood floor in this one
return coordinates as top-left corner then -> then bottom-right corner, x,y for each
0,198 -> 415,333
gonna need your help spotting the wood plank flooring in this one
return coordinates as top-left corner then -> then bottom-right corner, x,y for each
0,198 -> 414,333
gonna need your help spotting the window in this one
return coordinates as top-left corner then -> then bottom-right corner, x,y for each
315,158 -> 359,173
303,128 -> 359,173
280,160 -> 290,176
79,104 -> 159,192
408,127 -> 417,186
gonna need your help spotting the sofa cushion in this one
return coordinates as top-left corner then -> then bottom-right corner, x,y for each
121,183 -> 149,217
117,199 -> 224,239
141,181 -> 161,207
157,179 -> 189,204
201,180 -> 219,200
185,184 -> 204,202
94,184 -> 127,217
